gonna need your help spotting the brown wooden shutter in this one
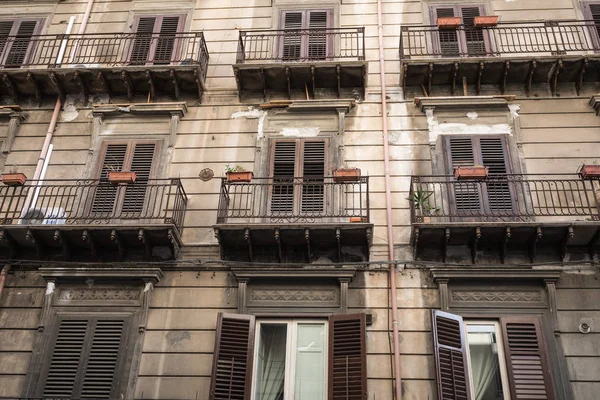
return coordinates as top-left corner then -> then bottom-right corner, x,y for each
501,317 -> 555,400
431,310 -> 471,400
122,143 -> 156,214
301,140 -> 325,213
271,140 -> 297,214
446,136 -> 482,212
92,143 -> 128,215
307,10 -> 330,60
460,6 -> 485,55
282,11 -> 303,59
210,313 -> 255,400
433,7 -> 460,55
0,21 -> 15,60
153,16 -> 181,64
130,16 -> 156,64
480,137 -> 512,211
328,313 -> 367,400
5,20 -> 38,67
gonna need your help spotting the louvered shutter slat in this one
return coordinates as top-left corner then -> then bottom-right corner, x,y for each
308,11 -> 328,60
435,7 -> 460,55
80,320 -> 124,399
328,313 -> 367,400
301,141 -> 325,213
154,16 -> 180,64
480,137 -> 512,212
282,12 -> 303,60
461,7 -> 485,55
92,144 -> 128,215
432,310 -> 471,400
5,20 -> 37,66
588,5 -> 600,41
130,17 -> 156,64
502,318 -> 554,400
43,320 -> 89,398
271,141 -> 297,214
210,313 -> 255,400
0,21 -> 14,60
448,137 -> 482,213
122,143 -> 155,214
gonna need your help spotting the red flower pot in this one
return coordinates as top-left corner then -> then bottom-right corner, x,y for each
474,16 -> 499,28
227,171 -> 253,183
109,171 -> 137,184
579,164 -> 600,180
454,166 -> 489,180
437,17 -> 461,29
1,173 -> 27,186
333,168 -> 361,183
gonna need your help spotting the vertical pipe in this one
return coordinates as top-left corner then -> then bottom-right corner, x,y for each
376,1 -> 402,399
68,0 -> 96,63
0,265 -> 11,306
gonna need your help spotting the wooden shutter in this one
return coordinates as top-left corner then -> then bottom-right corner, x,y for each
271,141 -> 297,214
301,140 -> 325,213
92,143 -> 128,215
501,317 -> 554,400
460,6 -> 485,55
4,20 -> 38,67
210,313 -> 255,400
122,143 -> 156,214
130,16 -> 156,64
432,310 -> 471,400
446,137 -> 482,212
585,3 -> 600,45
282,11 -> 303,60
307,10 -> 330,60
328,313 -> 367,400
433,7 -> 460,55
153,16 -> 181,64
480,137 -> 511,211
42,318 -> 126,400
0,21 -> 15,61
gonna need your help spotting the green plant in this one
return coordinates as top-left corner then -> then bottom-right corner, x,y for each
225,165 -> 246,173
407,189 -> 439,215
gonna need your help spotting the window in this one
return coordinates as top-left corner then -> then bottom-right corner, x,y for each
430,5 -> 489,56
0,18 -> 42,67
583,2 -> 600,48
210,313 -> 366,400
129,15 -> 185,65
280,10 -> 333,60
432,310 -> 555,400
270,139 -> 327,216
92,141 -> 158,215
444,135 -> 514,216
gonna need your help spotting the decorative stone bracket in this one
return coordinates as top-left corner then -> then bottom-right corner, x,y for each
0,106 -> 26,154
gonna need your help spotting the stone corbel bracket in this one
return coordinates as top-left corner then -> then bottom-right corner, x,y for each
285,99 -> 355,135
0,105 -> 26,154
589,94 -> 600,115
414,95 -> 516,113
91,102 -> 188,149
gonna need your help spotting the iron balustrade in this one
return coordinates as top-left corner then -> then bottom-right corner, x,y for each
0,179 -> 187,234
410,174 -> 600,224
0,31 -> 208,75
236,28 -> 365,63
400,20 -> 600,59
217,176 -> 370,224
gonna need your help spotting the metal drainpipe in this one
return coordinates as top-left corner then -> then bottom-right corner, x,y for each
0,265 -> 10,305
376,0 -> 402,399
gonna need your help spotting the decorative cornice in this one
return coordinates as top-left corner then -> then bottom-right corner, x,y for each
414,95 -> 515,113
58,288 -> 141,301
92,102 -> 188,118
451,290 -> 542,303
286,99 -> 355,113
39,267 -> 163,284
430,267 -> 562,283
232,267 -> 356,281
250,288 -> 338,302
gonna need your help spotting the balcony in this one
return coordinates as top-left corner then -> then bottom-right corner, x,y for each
0,32 -> 209,102
213,177 -> 372,263
0,179 -> 187,261
409,174 -> 600,263
234,28 -> 367,100
400,20 -> 600,96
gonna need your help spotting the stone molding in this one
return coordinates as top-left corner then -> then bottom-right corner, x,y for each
0,106 -> 26,154
250,288 -> 338,302
39,267 -> 163,284
57,288 -> 141,302
414,95 -> 516,113
451,290 -> 542,303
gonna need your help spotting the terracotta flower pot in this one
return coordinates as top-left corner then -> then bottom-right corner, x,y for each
227,171 -> 253,183
333,168 -> 361,183
108,171 -> 137,184
454,166 -> 489,180
1,173 -> 27,186
350,217 -> 368,223
474,16 -> 499,28
579,164 -> 600,180
437,17 -> 461,29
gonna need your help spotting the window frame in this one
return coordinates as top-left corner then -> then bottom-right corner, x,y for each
581,1 -> 600,51
250,318 -> 329,400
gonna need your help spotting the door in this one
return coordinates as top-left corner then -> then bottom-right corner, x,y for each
129,15 -> 184,65
0,19 -> 41,67
431,5 -> 490,56
280,10 -> 333,60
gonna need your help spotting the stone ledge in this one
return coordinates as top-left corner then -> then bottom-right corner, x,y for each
92,102 -> 188,117
414,95 -> 516,113
39,267 -> 164,284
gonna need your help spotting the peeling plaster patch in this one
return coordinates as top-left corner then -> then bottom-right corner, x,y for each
426,108 -> 512,143
466,112 -> 478,120
144,282 -> 153,292
388,131 -> 402,144
508,104 -> 521,119
60,96 -> 80,122
232,107 -> 267,138
280,127 -> 320,137
46,282 -> 55,295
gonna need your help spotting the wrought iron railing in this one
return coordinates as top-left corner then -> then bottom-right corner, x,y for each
410,174 -> 600,223
0,179 -> 187,234
400,20 -> 600,59
0,31 -> 209,77
236,28 -> 365,63
217,176 -> 370,224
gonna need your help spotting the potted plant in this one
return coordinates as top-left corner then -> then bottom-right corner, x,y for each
437,17 -> 461,29
454,165 -> 489,180
226,165 -> 253,183
579,164 -> 600,180
407,189 -> 439,223
350,216 -> 369,223
1,166 -> 27,186
474,15 -> 499,28
333,168 -> 361,183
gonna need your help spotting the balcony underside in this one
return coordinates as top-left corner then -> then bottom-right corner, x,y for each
233,62 -> 367,100
402,55 -> 600,95
214,223 -> 373,263
412,222 -> 600,264
0,65 -> 205,102
0,224 -> 182,262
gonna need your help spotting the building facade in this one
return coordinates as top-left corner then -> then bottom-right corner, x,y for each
0,0 -> 598,399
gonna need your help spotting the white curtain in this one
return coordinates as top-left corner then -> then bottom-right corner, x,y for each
469,333 -> 500,400
257,326 -> 287,400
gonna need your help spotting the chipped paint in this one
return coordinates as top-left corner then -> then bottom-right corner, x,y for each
45,281 -> 55,295
426,108 -> 512,143
231,107 -> 267,138
508,103 -> 521,119
466,112 -> 478,120
280,127 -> 320,137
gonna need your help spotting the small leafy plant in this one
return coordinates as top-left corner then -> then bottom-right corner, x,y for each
225,165 -> 246,173
407,189 -> 439,215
